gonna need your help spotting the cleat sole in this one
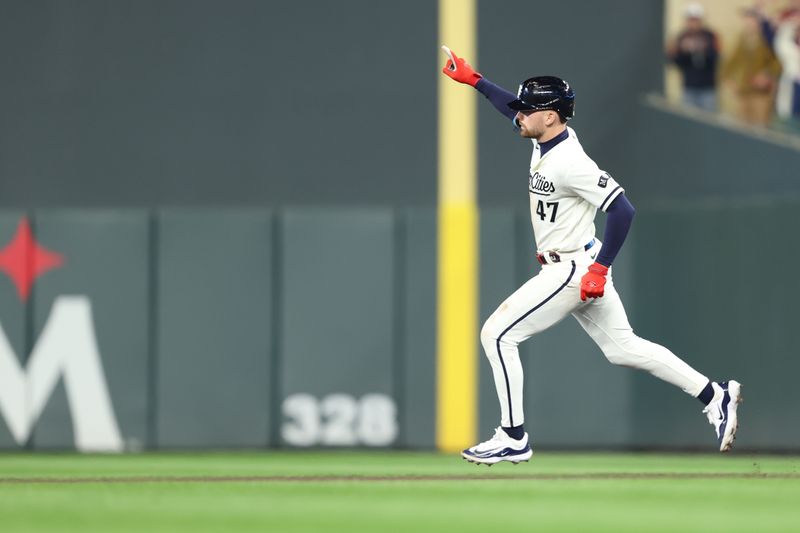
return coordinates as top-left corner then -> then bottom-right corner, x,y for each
460,450 -> 533,465
720,381 -> 742,453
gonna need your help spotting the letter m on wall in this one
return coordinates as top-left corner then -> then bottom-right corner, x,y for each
0,296 -> 123,452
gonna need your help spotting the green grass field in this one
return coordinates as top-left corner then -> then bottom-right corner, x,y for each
1,451 -> 799,532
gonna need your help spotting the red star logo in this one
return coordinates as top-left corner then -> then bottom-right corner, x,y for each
0,217 -> 65,302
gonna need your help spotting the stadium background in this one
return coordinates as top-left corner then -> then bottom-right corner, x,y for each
0,0 -> 798,454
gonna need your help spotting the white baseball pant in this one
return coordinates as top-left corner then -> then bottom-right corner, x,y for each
480,243 -> 709,428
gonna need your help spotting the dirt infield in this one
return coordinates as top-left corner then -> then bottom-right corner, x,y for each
2,472 -> 799,484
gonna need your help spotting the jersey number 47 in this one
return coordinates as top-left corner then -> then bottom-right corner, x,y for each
536,200 -> 559,223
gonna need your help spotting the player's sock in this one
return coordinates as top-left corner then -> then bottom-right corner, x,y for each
502,425 -> 525,440
696,381 -> 715,406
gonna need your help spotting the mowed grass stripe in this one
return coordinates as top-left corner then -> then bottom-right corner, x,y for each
2,472 -> 800,484
1,451 -> 799,476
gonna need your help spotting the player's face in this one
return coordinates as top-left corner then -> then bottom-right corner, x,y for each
516,109 -> 551,140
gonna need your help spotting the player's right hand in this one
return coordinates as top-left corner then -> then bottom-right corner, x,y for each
441,47 -> 483,87
580,262 -> 608,301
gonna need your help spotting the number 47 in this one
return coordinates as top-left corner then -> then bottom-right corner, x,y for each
536,200 -> 559,222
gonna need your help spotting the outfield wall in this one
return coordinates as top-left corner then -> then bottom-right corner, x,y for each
1,201 -> 797,452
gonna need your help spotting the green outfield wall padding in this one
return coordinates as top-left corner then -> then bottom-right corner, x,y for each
630,199 -> 799,450
0,203 -> 796,452
278,209 -> 397,448
30,211 -> 151,451
399,208 -> 437,448
156,210 -> 273,448
0,212 -> 30,448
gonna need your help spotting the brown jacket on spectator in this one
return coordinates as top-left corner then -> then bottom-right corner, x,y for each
721,32 -> 782,95
721,11 -> 782,126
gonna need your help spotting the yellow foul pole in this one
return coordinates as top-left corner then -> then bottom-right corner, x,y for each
436,0 -> 478,453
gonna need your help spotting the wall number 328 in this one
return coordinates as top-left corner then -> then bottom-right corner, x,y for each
281,393 -> 398,447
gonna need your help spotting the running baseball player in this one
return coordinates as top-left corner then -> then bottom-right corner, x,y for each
440,46 -> 742,464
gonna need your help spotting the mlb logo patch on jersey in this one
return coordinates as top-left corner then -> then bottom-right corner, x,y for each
598,173 -> 610,188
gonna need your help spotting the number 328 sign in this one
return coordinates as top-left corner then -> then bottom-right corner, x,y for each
281,393 -> 398,447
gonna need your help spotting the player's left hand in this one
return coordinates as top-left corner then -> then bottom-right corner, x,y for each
580,263 -> 608,301
441,46 -> 483,87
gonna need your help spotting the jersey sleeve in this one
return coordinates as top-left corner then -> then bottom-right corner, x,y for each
566,160 -> 625,212
475,78 -> 518,124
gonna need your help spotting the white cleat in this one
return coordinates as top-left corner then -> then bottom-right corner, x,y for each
702,380 -> 742,452
461,427 -> 533,465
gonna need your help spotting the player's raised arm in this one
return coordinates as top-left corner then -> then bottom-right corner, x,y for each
441,46 -> 518,124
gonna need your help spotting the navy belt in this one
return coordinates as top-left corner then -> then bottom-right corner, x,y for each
536,238 -> 595,265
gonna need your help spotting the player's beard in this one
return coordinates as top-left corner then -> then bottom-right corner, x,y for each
518,123 -> 543,140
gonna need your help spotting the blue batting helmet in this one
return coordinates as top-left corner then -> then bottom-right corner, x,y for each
508,76 -> 575,120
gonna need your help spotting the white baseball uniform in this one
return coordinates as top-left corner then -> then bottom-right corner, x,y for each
481,126 -> 709,428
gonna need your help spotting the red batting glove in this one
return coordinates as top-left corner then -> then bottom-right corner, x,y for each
580,263 -> 609,301
441,49 -> 483,87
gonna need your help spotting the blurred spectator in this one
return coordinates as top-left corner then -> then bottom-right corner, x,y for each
773,0 -> 800,19
667,3 -> 720,112
773,13 -> 800,128
757,1 -> 800,130
720,9 -> 782,127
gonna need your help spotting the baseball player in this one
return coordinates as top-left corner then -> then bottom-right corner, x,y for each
440,47 -> 742,464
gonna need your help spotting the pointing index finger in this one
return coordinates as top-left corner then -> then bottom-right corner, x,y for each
441,45 -> 457,70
